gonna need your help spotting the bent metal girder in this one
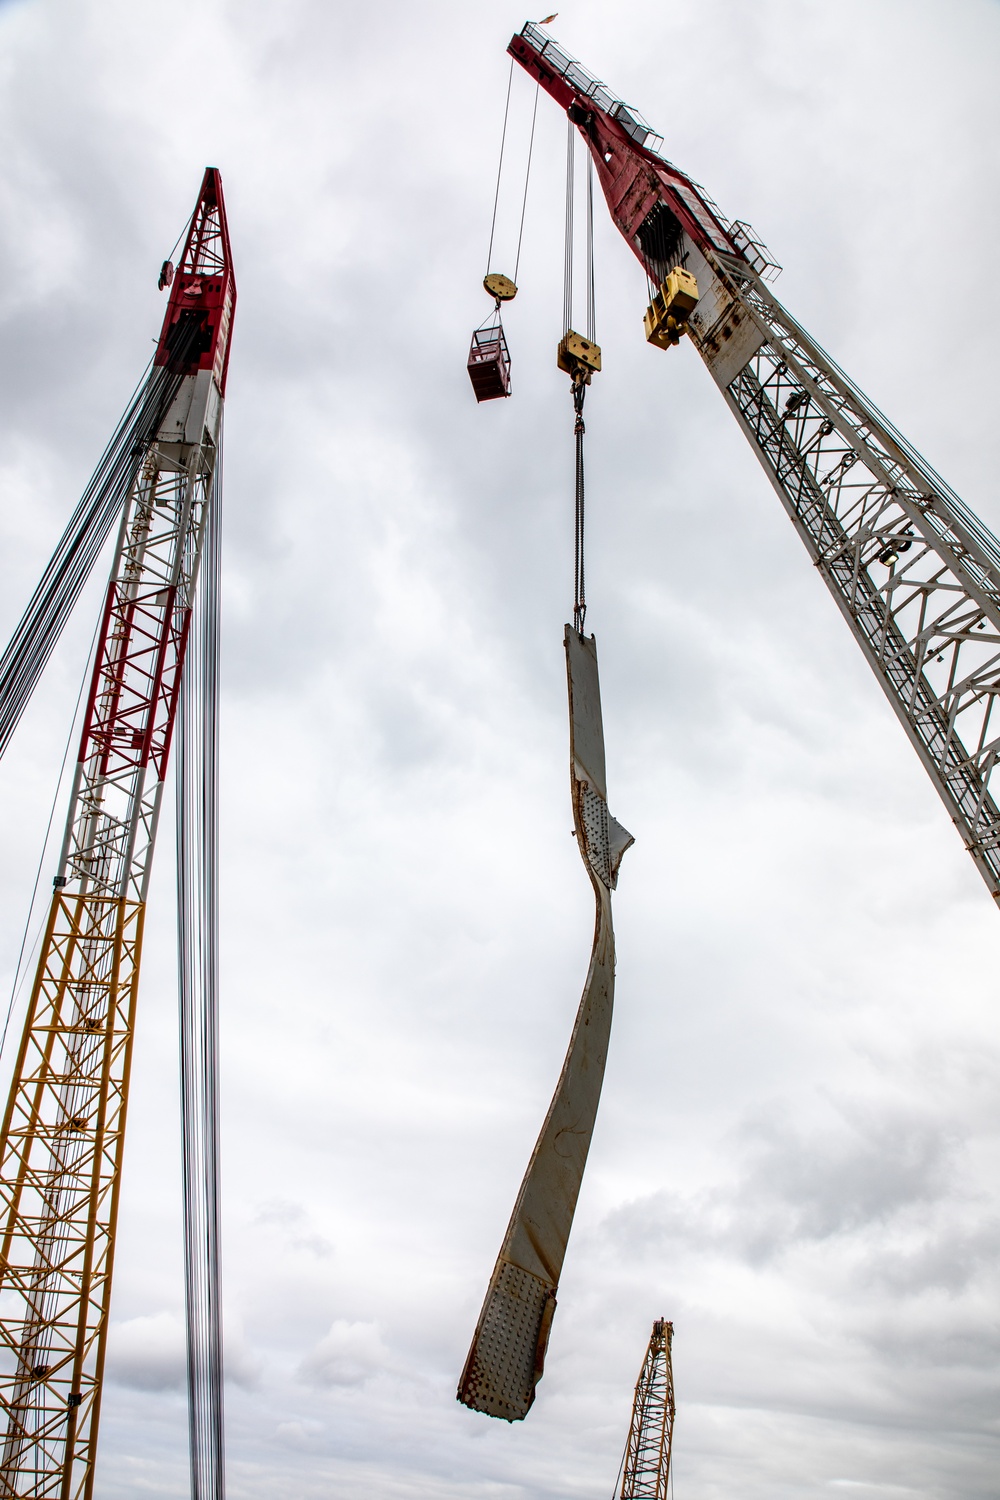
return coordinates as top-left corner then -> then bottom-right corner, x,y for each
458,630 -> 632,1421
0,169 -> 234,1500
511,22 -> 1000,906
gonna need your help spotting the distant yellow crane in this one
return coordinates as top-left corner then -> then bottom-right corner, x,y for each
619,1319 -> 676,1499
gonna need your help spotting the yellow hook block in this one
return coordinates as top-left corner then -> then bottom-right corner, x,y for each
557,329 -> 602,381
644,267 -> 699,350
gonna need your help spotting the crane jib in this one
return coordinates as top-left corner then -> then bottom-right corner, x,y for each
509,22 -> 1000,911
508,25 -> 746,272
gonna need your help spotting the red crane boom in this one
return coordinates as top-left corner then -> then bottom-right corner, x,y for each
510,22 -> 1000,909
0,168 -> 234,1500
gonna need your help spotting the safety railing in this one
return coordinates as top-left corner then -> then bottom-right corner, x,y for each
520,22 -> 665,154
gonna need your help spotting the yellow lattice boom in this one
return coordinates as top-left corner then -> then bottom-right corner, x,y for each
620,1319 -> 676,1500
0,894 -> 145,1497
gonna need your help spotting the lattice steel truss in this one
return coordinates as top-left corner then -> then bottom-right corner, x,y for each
701,255 -> 1000,900
620,1319 -> 675,1500
0,168 -> 233,1500
511,21 -> 1000,908
0,439 -> 216,1500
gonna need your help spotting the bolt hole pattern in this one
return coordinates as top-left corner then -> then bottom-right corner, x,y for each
577,780 -> 611,887
459,1261 -> 551,1421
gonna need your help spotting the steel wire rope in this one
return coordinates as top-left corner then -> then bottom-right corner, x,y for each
586,151 -> 596,342
563,115 -> 575,334
573,378 -> 587,637
485,58 -> 515,277
177,428 -> 225,1500
477,76 -> 539,353
0,358 -> 183,762
562,120 -> 596,637
0,196 -> 206,766
0,606 -> 103,1067
164,201 -> 197,277
611,1428 -> 628,1499
513,83 -> 540,286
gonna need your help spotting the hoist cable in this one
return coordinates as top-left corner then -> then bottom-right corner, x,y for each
0,606 -> 103,1068
563,120 -> 597,637
0,359 -> 183,764
177,440 -> 226,1500
165,203 -> 197,276
563,116 -> 575,334
513,83 -> 540,285
586,152 -> 596,343
485,58 -> 515,276
611,1430 -> 627,1500
573,378 -> 587,638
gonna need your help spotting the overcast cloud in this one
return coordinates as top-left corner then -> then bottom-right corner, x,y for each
0,1 -> 998,1497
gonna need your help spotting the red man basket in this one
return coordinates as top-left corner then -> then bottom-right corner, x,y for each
467,324 -> 511,402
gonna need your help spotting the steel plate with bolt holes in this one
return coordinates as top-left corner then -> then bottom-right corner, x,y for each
457,629 -> 632,1421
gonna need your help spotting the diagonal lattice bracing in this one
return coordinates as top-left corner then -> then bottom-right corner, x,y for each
508,19 -> 1000,909
692,251 -> 1000,899
0,894 -> 144,1500
620,1320 -> 675,1500
0,443 -> 211,1496
0,441 -> 210,1500
0,168 -> 234,1500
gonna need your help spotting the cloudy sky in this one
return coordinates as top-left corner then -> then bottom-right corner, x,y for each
0,0 -> 998,1497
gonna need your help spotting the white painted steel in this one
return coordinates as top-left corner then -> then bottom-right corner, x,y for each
680,241 -> 1000,903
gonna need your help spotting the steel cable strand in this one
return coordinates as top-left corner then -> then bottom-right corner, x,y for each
563,115 -> 575,334
176,453 -> 225,1500
573,378 -> 587,636
179,584 -> 215,1500
513,83 -> 540,286
0,362 -> 183,760
485,59 -> 515,277
585,151 -> 595,343
203,452 -> 225,1487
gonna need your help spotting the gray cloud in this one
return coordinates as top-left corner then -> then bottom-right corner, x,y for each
603,1098 -> 966,1268
298,1319 -> 390,1388
0,0 -> 998,1498
106,1313 -> 186,1393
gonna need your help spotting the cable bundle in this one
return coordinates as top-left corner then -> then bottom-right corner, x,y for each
176,450 -> 226,1500
0,361 -> 183,760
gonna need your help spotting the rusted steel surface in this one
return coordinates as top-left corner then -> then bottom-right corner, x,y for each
458,629 -> 632,1421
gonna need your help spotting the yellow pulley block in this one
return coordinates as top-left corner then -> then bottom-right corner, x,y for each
557,329 -> 602,382
484,272 -> 518,302
644,266 -> 699,350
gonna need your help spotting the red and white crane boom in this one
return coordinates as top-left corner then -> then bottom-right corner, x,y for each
510,22 -> 1000,906
0,168 -> 234,1500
